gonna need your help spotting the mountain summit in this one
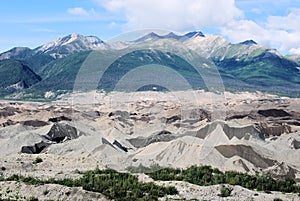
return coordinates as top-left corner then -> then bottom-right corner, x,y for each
239,40 -> 258,46
134,32 -> 163,42
35,33 -> 107,58
182,31 -> 205,39
135,31 -> 205,42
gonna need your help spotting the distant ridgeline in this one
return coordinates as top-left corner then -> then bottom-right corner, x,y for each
0,31 -> 300,99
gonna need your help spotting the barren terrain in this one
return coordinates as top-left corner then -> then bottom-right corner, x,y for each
0,90 -> 300,200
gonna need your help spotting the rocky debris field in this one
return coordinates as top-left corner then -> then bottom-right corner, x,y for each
0,90 -> 300,200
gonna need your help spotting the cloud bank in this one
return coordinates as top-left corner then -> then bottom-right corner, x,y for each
222,8 -> 300,54
97,0 -> 242,31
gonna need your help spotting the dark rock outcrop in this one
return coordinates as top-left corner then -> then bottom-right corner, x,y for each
286,121 -> 300,126
102,137 -> 116,149
128,130 -> 175,148
258,109 -> 290,117
48,116 -> 72,123
21,141 -> 51,154
215,144 -> 275,168
258,123 -> 291,137
1,119 -> 49,128
113,140 -> 129,152
189,122 -> 264,140
22,120 -> 49,127
291,139 -> 300,149
223,124 -> 263,140
165,115 -> 181,124
1,119 -> 17,127
226,113 -> 249,121
108,110 -> 129,118
45,123 -> 78,143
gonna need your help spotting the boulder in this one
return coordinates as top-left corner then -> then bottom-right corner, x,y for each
291,139 -> 300,149
45,123 -> 78,143
258,109 -> 290,117
21,141 -> 51,154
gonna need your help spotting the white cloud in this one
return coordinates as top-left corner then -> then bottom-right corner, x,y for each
221,8 -> 300,55
290,48 -> 300,55
96,0 -> 242,31
267,8 -> 300,32
67,7 -> 90,16
222,20 -> 266,42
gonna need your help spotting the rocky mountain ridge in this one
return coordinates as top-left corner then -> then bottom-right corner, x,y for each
0,31 -> 300,99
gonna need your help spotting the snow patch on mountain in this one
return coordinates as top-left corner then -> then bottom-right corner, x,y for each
35,33 -> 108,57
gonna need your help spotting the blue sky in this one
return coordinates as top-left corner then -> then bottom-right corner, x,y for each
1,0 -> 300,54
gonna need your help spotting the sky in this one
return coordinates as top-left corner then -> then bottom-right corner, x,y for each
1,0 -> 300,55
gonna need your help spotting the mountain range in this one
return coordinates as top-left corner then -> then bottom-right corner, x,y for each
0,31 -> 300,99
1,31 -> 300,200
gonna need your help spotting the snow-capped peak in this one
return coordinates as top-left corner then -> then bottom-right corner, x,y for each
35,33 -> 107,58
61,33 -> 81,45
37,33 -> 82,52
